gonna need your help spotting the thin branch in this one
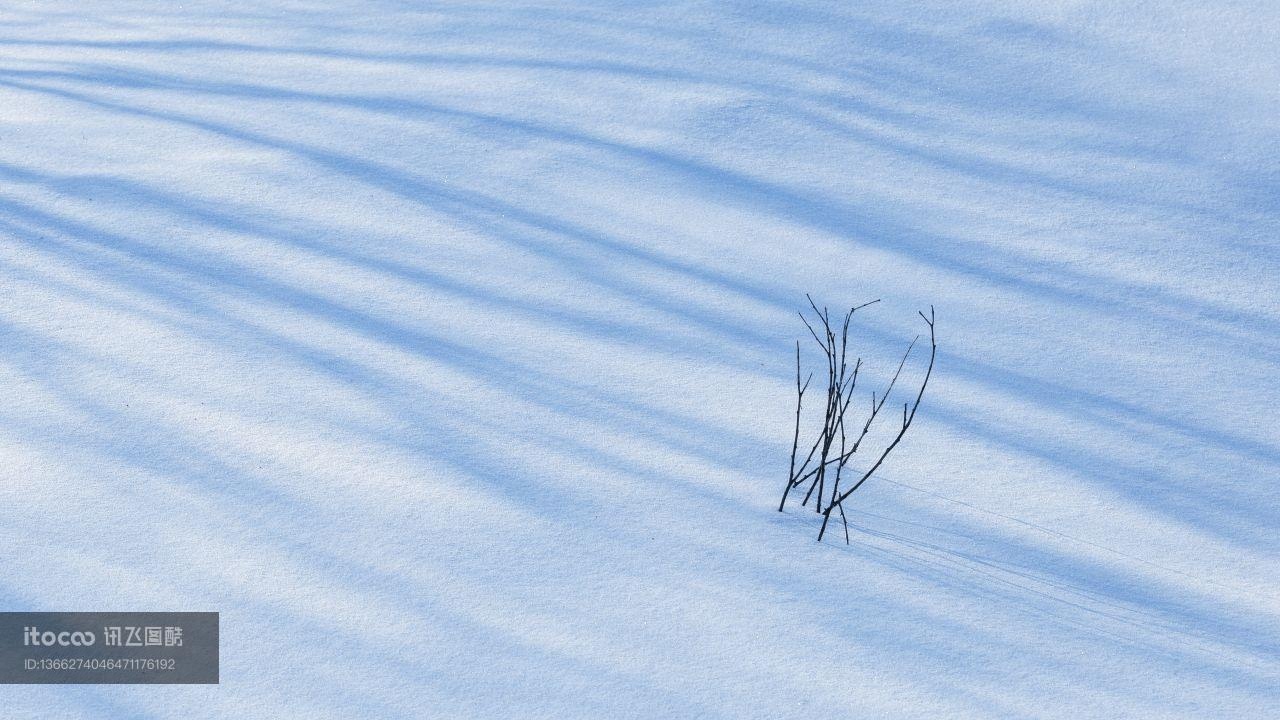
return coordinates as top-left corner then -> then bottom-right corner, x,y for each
798,311 -> 825,351
779,341 -> 810,511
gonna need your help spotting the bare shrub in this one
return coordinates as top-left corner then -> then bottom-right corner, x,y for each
778,296 -> 936,543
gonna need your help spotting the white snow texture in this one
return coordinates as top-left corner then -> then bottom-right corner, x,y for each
1,1 -> 1278,718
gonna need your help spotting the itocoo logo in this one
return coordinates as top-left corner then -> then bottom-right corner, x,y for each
23,626 -> 96,646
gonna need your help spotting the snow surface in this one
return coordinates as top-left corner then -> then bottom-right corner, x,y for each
1,1 -> 1278,717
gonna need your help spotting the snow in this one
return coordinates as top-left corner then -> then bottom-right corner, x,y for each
1,1 -> 1277,717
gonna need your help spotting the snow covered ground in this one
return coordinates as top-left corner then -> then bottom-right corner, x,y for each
1,1 -> 1278,717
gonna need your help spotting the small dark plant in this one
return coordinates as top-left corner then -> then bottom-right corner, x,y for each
778,296 -> 936,542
